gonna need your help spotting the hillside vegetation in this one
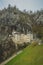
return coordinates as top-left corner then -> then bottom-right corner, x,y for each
0,4 -> 43,63
5,45 -> 43,65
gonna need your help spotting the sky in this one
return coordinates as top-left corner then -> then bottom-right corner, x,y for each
0,0 -> 43,11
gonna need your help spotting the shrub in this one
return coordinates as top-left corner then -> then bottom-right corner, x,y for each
31,41 -> 38,47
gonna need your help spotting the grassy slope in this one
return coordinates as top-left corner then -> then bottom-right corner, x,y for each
5,45 -> 43,65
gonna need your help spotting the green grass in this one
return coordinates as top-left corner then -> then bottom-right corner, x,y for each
5,45 -> 43,65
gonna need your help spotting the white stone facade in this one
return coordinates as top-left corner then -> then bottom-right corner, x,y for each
12,31 -> 33,44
